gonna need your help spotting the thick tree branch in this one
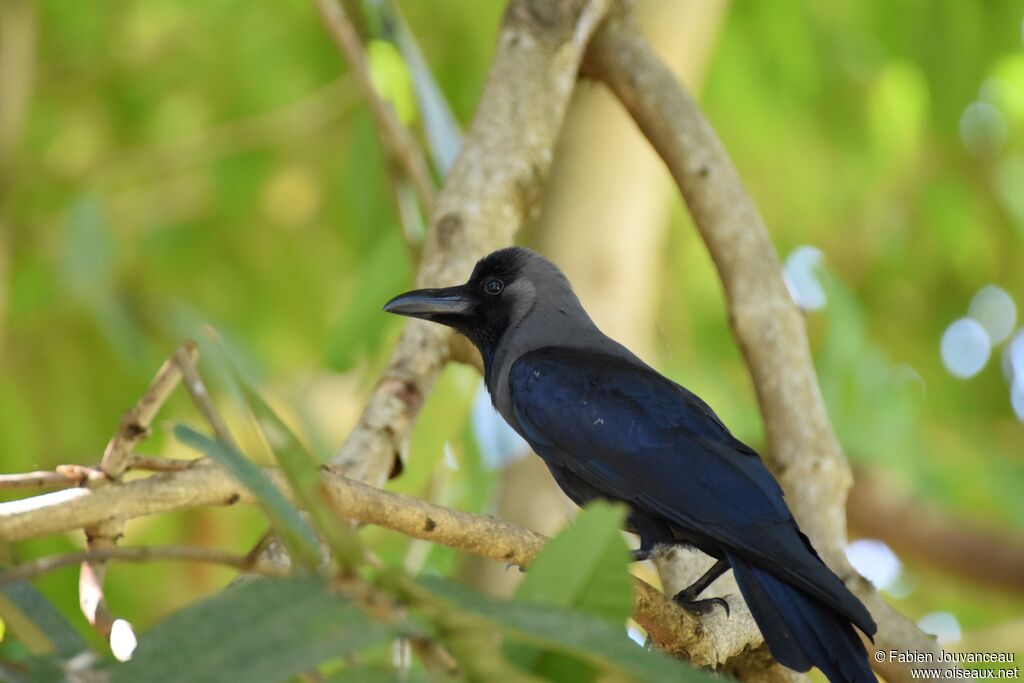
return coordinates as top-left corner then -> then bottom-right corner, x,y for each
331,0 -> 611,488
584,8 -> 947,682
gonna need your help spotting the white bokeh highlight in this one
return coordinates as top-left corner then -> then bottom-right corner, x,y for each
471,382 -> 529,470
846,538 -> 902,592
783,246 -> 827,311
110,618 -> 138,662
1002,329 -> 1024,383
1012,377 -> 1024,422
917,611 -> 962,646
959,101 -> 1008,156
941,318 -> 991,379
968,285 -> 1017,344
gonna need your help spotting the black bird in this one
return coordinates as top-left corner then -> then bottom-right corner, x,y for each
384,247 -> 876,683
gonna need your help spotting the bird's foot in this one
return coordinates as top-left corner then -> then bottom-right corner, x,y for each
673,593 -> 730,618
505,562 -> 526,574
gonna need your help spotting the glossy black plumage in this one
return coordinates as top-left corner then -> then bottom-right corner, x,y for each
384,247 -> 877,683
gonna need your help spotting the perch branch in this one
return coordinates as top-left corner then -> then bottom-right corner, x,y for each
330,0 -> 611,488
584,7 -> 946,682
0,461 -> 763,668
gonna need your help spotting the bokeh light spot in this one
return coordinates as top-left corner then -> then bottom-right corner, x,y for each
110,619 -> 138,662
917,612 -> 962,646
1012,377 -> 1024,422
471,383 -> 528,470
846,539 -> 901,592
959,101 -> 1007,156
941,318 -> 991,378
968,285 -> 1017,344
1001,329 -> 1024,383
783,246 -> 827,311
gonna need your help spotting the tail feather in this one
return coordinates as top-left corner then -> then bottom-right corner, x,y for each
727,551 -> 876,683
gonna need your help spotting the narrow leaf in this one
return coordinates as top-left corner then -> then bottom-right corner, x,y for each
419,576 -> 712,683
369,0 -> 462,175
0,581 -> 86,657
232,377 -> 363,568
173,425 -> 321,569
114,577 -> 392,683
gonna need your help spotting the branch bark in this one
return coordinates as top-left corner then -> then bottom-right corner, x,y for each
584,7 -> 947,682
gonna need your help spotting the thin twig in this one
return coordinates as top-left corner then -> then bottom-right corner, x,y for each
80,518 -> 121,638
2,545 -> 288,586
173,345 -> 238,450
0,471 -> 77,490
100,341 -> 196,480
83,342 -> 199,644
312,0 -> 436,213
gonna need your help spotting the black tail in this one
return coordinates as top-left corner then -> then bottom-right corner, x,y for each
727,551 -> 876,683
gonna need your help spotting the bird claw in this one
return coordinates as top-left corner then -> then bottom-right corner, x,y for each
505,562 -> 526,573
673,594 -> 730,618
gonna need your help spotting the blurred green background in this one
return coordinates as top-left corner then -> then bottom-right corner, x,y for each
0,0 -> 1021,668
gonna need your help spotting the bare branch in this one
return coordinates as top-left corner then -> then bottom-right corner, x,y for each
584,7 -> 946,681
99,341 -> 196,480
1,545 -> 288,586
0,471 -> 77,490
331,0 -> 612,488
173,344 -> 237,450
313,0 -> 436,213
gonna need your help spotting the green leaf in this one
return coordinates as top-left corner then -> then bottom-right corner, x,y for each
515,501 -> 631,623
511,502 -> 632,679
173,425 -> 321,569
0,581 -> 87,657
419,576 -> 711,683
230,373 -> 363,569
324,664 -> 430,683
114,577 -> 392,683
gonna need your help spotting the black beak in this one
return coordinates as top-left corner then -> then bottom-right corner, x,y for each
383,285 -> 474,320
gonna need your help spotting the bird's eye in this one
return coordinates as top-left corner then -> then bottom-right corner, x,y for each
483,278 -> 504,296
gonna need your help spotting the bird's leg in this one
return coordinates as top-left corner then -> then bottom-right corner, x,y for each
672,558 -> 731,617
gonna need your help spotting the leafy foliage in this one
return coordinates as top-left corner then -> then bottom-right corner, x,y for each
113,577 -> 392,683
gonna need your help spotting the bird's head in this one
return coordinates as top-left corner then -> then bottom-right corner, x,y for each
383,246 -> 578,361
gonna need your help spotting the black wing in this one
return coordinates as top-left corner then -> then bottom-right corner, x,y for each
508,347 -> 873,633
